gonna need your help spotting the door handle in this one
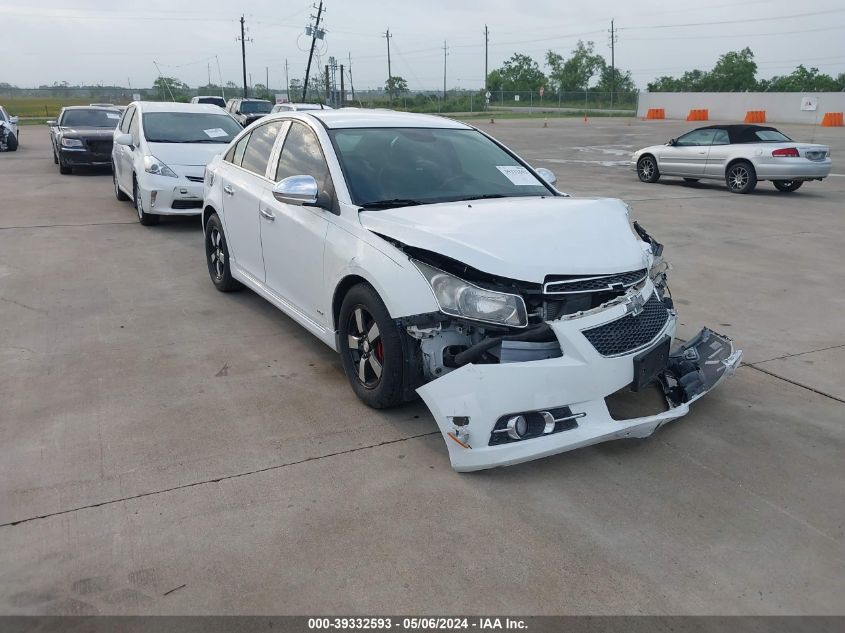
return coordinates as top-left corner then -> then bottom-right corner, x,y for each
223,185 -> 235,196
259,207 -> 275,221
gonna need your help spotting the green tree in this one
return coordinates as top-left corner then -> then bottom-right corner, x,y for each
594,66 -> 636,94
760,65 -> 840,92
704,47 -> 757,91
546,41 -> 604,92
487,53 -> 547,92
385,75 -> 409,97
153,76 -> 190,101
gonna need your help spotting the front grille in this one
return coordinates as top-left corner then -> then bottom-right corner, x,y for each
185,175 -> 204,182
171,200 -> 203,210
581,293 -> 670,357
544,268 -> 648,294
86,140 -> 112,155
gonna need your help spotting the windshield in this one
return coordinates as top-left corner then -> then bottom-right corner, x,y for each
240,100 -> 272,114
142,112 -> 243,143
61,109 -> 121,128
329,128 -> 552,206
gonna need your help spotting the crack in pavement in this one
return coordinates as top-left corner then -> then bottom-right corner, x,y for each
751,342 -> 845,365
0,431 -> 440,529
743,363 -> 845,404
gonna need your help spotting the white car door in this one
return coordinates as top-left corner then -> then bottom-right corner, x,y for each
259,120 -> 332,326
219,120 -> 285,283
113,106 -> 134,187
659,128 -> 717,176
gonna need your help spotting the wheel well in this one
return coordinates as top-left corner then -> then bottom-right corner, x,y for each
202,205 -> 217,232
332,275 -> 368,331
726,157 -> 755,174
638,153 -> 656,164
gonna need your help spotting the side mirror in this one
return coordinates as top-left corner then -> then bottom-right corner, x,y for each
273,175 -> 319,206
115,133 -> 134,147
46,120 -> 57,126
535,167 -> 557,185
9,116 -> 18,124
668,138 -> 677,146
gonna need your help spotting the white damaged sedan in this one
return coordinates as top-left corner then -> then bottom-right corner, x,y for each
203,110 -> 741,471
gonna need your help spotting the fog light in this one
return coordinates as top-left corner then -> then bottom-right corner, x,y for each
506,415 -> 528,440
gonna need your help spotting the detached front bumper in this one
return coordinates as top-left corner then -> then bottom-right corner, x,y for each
418,300 -> 741,472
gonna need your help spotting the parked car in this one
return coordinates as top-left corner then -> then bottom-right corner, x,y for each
112,101 -> 242,225
225,98 -> 273,126
632,124 -> 831,194
202,110 -> 741,471
191,95 -> 226,108
48,106 -> 122,173
270,102 -> 333,113
0,105 -> 19,152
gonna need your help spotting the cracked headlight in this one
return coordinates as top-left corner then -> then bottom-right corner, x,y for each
143,155 -> 178,178
413,260 -> 528,328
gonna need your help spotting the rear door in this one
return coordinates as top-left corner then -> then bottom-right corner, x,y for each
218,120 -> 286,283
659,128 -> 718,176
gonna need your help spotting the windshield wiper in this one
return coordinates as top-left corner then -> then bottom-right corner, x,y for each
462,194 -> 508,201
359,198 -> 427,210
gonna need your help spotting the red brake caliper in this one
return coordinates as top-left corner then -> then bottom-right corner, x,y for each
375,340 -> 384,363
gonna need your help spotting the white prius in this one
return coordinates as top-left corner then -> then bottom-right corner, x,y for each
112,101 -> 242,225
202,110 -> 741,471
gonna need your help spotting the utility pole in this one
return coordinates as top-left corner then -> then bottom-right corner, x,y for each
382,28 -> 392,97
302,0 -> 324,102
340,64 -> 345,106
266,66 -> 269,93
237,15 -> 251,98
443,40 -> 448,100
207,63 -> 211,87
285,59 -> 290,101
609,19 -> 618,110
484,25 -> 489,91
348,52 -> 355,102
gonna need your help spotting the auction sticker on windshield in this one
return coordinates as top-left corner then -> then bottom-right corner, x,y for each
106,112 -> 120,119
204,128 -> 228,138
496,165 -> 537,185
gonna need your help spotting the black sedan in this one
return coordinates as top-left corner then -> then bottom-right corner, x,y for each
48,106 -> 122,174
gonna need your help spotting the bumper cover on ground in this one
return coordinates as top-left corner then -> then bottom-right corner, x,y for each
418,325 -> 741,472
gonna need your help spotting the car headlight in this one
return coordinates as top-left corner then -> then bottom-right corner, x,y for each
143,155 -> 177,178
61,137 -> 83,148
413,260 -> 528,328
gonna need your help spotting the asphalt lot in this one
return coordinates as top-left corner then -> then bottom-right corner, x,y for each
1,118 -> 844,615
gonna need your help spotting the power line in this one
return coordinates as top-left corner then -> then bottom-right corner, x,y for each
624,8 -> 845,30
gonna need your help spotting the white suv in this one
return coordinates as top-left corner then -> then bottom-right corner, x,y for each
202,109 -> 741,471
112,101 -> 242,225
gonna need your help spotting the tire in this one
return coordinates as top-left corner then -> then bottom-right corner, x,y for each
773,180 -> 803,193
133,177 -> 160,226
725,161 -> 757,194
683,178 -> 699,183
113,165 -> 129,201
338,283 -> 414,409
59,159 -> 72,175
6,132 -> 17,152
636,155 -> 659,183
204,213 -> 242,292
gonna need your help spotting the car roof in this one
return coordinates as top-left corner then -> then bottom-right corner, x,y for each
131,101 -> 231,114
305,108 -> 471,129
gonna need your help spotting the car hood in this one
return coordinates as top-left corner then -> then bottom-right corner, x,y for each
146,142 -> 227,167
59,127 -> 116,139
359,197 -> 649,283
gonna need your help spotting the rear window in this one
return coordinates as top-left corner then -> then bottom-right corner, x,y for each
240,101 -> 272,114
754,130 -> 791,142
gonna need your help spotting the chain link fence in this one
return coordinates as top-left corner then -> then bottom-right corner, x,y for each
0,87 -> 638,119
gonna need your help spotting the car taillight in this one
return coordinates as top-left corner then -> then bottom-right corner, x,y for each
772,147 -> 799,157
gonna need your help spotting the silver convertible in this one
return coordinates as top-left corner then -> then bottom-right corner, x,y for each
632,124 -> 831,194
